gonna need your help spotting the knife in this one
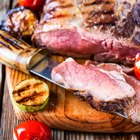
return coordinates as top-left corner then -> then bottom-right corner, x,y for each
0,30 -> 128,119
0,30 -> 65,89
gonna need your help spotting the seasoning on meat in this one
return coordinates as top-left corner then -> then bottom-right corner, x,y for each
33,0 -> 140,65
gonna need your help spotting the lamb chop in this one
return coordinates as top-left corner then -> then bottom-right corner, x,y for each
32,0 -> 140,65
51,58 -> 135,115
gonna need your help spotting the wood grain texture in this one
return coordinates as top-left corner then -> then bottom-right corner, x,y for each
1,0 -> 140,139
6,55 -> 140,133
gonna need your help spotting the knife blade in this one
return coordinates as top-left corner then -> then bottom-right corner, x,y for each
29,54 -> 66,89
0,30 -> 128,119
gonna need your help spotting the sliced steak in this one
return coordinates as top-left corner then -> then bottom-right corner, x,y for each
51,58 -> 135,114
124,75 -> 140,124
33,0 -> 140,65
93,62 -> 140,123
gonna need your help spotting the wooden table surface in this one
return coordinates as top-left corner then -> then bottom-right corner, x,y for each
1,0 -> 140,140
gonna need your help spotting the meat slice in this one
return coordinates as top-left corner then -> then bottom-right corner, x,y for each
124,75 -> 140,124
51,58 -> 135,113
33,0 -> 140,65
90,62 -> 140,123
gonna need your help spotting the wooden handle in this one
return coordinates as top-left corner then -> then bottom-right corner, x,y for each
0,30 -> 40,74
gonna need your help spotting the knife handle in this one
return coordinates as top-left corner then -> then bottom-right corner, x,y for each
0,30 -> 43,74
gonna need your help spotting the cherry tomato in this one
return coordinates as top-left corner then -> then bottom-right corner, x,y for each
13,120 -> 51,140
134,56 -> 140,80
18,0 -> 45,10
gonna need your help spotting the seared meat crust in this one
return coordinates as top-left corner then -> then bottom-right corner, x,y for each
33,0 -> 140,65
51,58 -> 135,113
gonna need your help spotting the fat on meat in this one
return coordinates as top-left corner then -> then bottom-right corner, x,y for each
51,58 -> 135,114
33,0 -> 140,65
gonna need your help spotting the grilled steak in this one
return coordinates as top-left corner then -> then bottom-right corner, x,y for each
0,6 -> 39,43
51,58 -> 135,114
33,0 -> 140,65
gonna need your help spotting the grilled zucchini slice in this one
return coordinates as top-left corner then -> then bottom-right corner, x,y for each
12,78 -> 49,112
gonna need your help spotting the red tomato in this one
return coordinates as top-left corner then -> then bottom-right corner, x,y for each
13,120 -> 51,140
134,56 -> 140,80
18,0 -> 45,10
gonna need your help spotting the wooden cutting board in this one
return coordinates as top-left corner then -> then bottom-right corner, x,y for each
6,55 -> 140,132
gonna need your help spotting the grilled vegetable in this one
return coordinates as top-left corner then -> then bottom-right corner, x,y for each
13,120 -> 51,140
12,78 -> 49,112
0,6 -> 39,43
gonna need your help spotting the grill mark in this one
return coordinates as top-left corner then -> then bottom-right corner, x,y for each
0,34 -> 19,49
81,3 -> 115,15
13,38 -> 30,49
57,0 -> 73,5
46,3 -> 74,13
0,29 -> 31,49
85,12 -> 117,26
0,33 -> 24,50
17,91 -> 47,103
14,89 -> 46,102
45,6 -> 75,20
46,3 -> 73,12
32,82 -> 44,88
83,0 -> 115,5
13,85 -> 30,93
51,14 -> 74,19
0,41 -> 11,49
58,4 -> 73,8
89,11 -> 114,18
14,82 -> 43,93
83,0 -> 102,5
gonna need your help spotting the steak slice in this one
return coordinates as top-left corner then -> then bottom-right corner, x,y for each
96,63 -> 140,123
51,58 -> 135,114
124,75 -> 140,123
33,0 -> 140,65
103,64 -> 140,124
